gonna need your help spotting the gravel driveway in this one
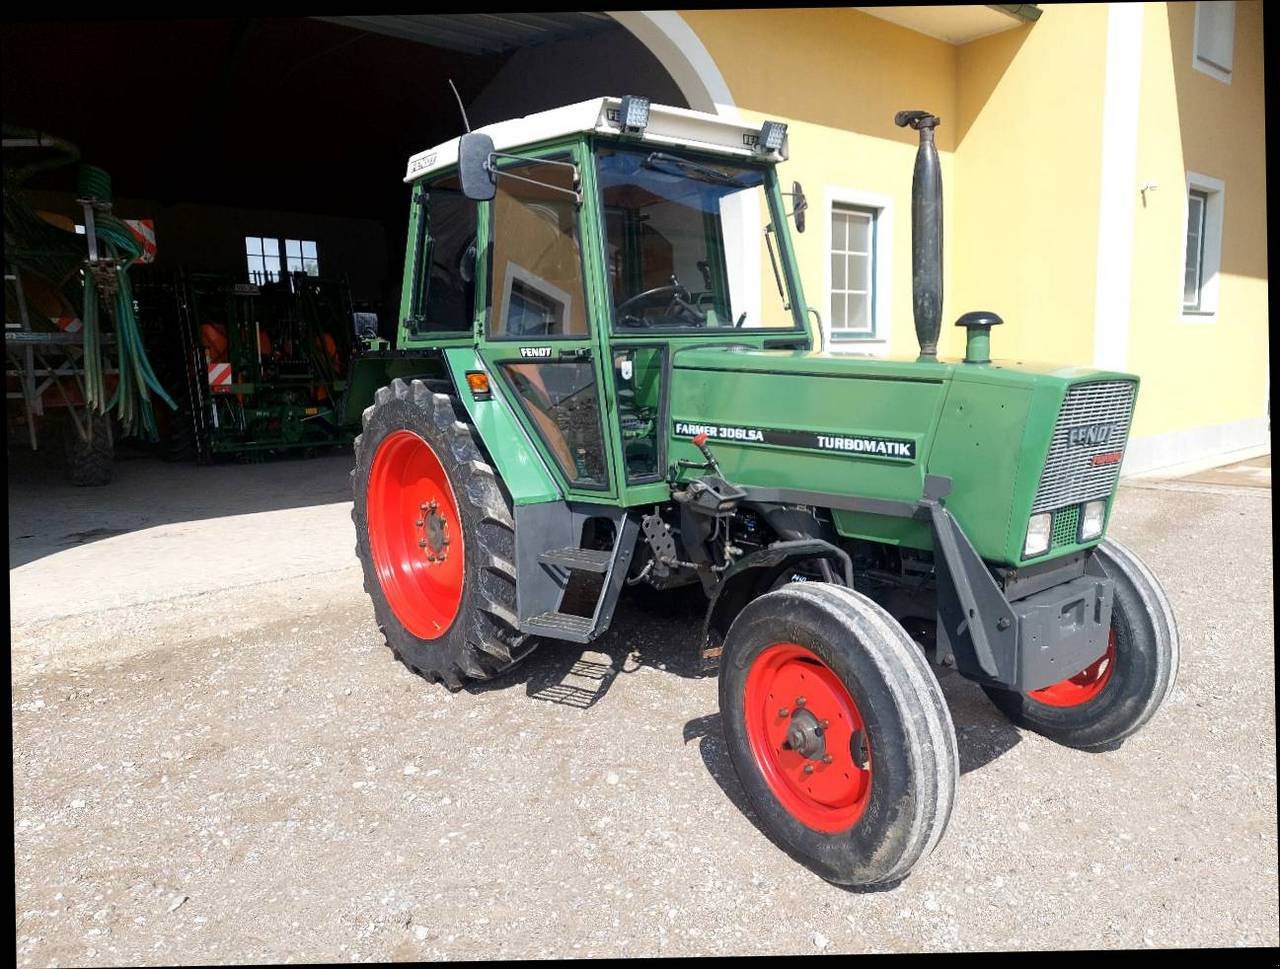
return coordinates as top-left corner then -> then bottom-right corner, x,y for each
10,455 -> 1277,962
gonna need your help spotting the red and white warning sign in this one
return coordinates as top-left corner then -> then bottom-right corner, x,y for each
207,362 -> 233,393
124,219 -> 157,264
52,315 -> 83,333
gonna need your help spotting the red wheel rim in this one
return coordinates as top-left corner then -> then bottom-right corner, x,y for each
366,430 -> 466,640
743,643 -> 872,833
1027,629 -> 1117,707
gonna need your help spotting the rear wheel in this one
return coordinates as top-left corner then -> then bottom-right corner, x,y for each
981,539 -> 1178,749
352,378 -> 536,690
719,583 -> 958,887
62,411 -> 114,486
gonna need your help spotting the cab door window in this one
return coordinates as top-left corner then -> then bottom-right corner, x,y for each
487,157 -> 589,339
500,360 -> 608,488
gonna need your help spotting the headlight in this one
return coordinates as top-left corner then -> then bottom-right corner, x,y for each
1023,512 -> 1052,558
1080,500 -> 1107,541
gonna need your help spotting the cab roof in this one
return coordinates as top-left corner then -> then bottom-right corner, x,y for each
403,96 -> 787,183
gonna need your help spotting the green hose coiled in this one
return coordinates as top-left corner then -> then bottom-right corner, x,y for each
75,163 -> 176,438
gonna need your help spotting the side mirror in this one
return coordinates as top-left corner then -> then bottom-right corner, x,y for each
791,180 -> 807,233
458,132 -> 496,201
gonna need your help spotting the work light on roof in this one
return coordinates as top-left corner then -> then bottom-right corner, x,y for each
758,120 -> 788,154
618,95 -> 650,134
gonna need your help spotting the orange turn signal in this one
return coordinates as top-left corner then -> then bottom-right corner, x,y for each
465,370 -> 492,400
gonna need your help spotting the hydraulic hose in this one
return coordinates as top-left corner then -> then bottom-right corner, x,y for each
77,163 -> 177,438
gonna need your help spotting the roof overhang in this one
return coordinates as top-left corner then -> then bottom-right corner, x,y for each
857,4 -> 1039,45
316,12 -> 616,56
404,97 -> 786,183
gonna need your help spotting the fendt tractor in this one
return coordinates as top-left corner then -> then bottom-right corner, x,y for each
345,97 -> 1178,887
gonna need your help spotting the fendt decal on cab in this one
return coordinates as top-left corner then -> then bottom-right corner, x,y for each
518,346 -> 553,359
673,421 -> 916,461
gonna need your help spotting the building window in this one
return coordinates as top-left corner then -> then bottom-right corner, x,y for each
285,239 -> 319,276
245,236 -> 318,283
1193,1 -> 1235,83
1182,173 -> 1225,320
1182,190 -> 1209,311
829,204 -> 877,338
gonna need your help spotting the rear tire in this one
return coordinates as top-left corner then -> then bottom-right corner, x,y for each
719,583 -> 959,887
981,539 -> 1179,749
352,378 -> 536,690
62,411 -> 114,486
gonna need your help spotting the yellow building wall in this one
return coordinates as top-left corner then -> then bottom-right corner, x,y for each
679,3 -> 1266,454
951,3 -> 1110,367
679,7 -> 961,359
1124,0 -> 1269,441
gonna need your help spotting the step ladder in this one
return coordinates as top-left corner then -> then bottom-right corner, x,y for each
516,505 -> 639,645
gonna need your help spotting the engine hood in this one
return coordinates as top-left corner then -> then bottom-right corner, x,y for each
666,344 -> 1137,566
670,345 -> 1131,390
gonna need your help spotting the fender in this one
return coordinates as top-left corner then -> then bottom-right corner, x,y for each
441,346 -> 560,505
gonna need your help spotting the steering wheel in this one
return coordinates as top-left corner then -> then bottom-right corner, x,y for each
617,281 -> 708,328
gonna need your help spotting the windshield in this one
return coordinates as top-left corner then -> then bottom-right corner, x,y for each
594,146 -> 800,332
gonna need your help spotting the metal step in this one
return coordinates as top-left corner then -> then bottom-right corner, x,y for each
538,547 -> 613,573
524,611 -> 597,643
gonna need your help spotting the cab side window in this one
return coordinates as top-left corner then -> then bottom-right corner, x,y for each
487,157 -> 589,339
411,174 -> 478,334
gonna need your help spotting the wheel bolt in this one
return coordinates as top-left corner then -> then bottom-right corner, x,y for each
820,719 -> 829,729
415,518 -> 424,527
418,539 -> 427,548
778,708 -> 789,718
822,754 -> 833,764
795,696 -> 806,707
802,764 -> 814,775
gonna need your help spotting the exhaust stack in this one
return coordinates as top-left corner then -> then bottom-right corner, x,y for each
895,110 -> 943,360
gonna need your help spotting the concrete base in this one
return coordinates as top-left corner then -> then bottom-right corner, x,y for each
1121,415 -> 1270,478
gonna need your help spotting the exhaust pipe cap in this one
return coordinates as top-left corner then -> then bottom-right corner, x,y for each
956,310 -> 1003,364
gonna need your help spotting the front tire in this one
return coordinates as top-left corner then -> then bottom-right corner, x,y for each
352,378 -> 536,690
719,583 -> 959,887
981,539 -> 1179,749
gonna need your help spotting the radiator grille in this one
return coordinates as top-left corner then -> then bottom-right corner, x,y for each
1031,380 -> 1137,515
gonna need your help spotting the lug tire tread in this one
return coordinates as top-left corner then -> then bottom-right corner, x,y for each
352,378 -> 537,690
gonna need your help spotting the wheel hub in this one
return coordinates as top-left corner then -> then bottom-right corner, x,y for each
419,500 -> 450,563
783,707 -> 827,760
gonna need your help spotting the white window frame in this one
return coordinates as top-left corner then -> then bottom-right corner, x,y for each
245,235 -> 319,284
1192,1 -> 1235,84
1180,171 -> 1225,323
823,187 -> 893,355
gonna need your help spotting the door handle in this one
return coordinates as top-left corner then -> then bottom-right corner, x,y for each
558,348 -> 591,360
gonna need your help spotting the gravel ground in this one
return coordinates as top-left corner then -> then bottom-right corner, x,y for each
10,461 -> 1278,962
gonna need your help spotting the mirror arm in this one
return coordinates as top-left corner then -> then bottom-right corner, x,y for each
487,152 -> 582,205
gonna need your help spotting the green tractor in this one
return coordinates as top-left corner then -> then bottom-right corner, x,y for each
346,97 -> 1178,887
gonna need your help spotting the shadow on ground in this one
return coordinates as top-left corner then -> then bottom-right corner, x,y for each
470,582 -> 1024,779
8,444 -> 353,569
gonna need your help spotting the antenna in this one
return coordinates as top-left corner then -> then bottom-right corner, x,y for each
448,79 -> 472,134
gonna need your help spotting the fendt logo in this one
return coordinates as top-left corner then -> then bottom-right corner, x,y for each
1068,423 -> 1116,447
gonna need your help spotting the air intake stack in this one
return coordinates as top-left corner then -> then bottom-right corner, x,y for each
895,109 -> 943,360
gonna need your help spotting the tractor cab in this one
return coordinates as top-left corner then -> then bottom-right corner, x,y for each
393,96 -> 811,508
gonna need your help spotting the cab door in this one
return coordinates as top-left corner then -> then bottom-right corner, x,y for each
476,144 -> 618,500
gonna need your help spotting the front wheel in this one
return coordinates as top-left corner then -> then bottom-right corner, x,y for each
719,583 -> 959,887
982,539 -> 1179,749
